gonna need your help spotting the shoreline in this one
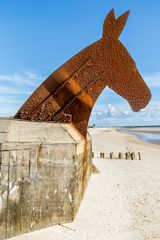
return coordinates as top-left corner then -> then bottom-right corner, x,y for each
118,127 -> 160,145
89,126 -> 160,145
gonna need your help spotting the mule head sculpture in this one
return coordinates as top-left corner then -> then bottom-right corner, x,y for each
15,9 -> 151,137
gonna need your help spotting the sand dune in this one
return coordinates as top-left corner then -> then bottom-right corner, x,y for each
9,128 -> 160,240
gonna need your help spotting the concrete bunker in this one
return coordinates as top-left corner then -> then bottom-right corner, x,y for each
0,119 -> 92,239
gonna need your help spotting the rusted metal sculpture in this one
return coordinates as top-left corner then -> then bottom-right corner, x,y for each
15,9 -> 151,137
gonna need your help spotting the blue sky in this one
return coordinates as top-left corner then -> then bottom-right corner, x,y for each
0,0 -> 160,126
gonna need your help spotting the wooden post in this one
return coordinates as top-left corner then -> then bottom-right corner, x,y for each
110,152 -> 114,159
125,152 -> 128,160
138,152 -> 141,160
131,152 -> 135,160
118,152 -> 123,159
100,152 -> 105,158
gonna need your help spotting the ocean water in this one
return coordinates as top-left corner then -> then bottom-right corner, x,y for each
120,129 -> 160,145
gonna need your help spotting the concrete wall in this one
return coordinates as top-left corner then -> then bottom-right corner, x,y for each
0,118 -> 92,239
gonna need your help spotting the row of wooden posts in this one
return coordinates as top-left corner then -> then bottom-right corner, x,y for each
92,152 -> 141,160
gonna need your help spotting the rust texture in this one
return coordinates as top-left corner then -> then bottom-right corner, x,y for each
15,9 -> 151,138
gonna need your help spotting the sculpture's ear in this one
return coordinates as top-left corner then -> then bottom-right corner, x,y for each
115,11 -> 130,38
102,9 -> 116,39
102,9 -> 130,40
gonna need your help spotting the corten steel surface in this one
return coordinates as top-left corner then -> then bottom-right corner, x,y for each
15,9 -> 151,138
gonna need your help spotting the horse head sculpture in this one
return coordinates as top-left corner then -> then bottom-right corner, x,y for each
15,9 -> 151,137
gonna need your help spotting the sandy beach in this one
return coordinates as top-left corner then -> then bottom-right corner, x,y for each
9,127 -> 160,240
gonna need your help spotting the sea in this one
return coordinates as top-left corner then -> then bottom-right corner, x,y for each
120,128 -> 160,145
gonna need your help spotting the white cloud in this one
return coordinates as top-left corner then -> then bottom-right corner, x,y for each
0,71 -> 42,86
0,70 -> 43,116
143,72 -> 160,87
90,102 -> 160,126
0,86 -> 31,95
0,96 -> 22,104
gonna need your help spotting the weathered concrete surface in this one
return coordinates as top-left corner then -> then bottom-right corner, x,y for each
0,118 -> 92,239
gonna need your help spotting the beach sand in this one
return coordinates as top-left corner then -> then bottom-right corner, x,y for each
9,128 -> 160,240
